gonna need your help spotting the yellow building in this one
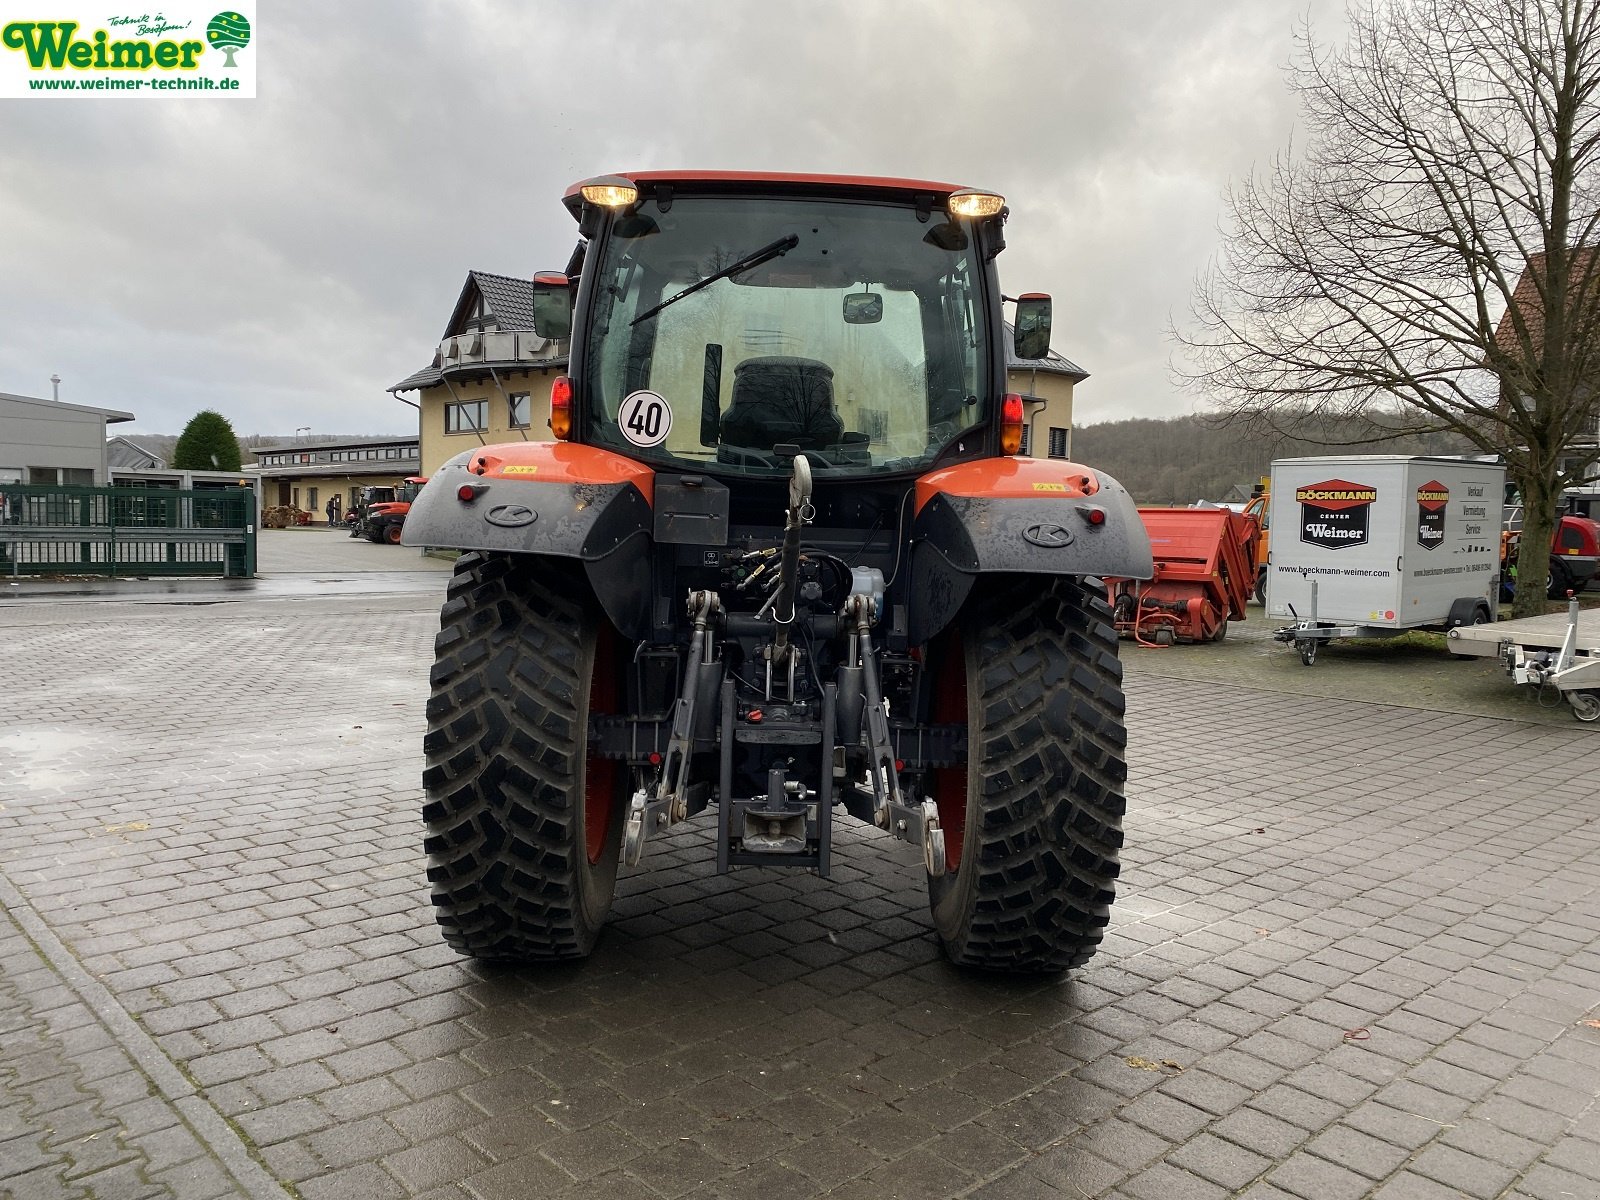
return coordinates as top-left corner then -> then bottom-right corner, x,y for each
389,271 -> 568,474
244,435 -> 421,519
390,272 -> 1086,470
1004,324 -> 1087,459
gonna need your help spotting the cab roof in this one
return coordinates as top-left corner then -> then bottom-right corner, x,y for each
561,171 -> 975,217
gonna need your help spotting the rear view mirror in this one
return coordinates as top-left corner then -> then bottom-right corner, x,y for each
531,272 -> 573,339
843,292 -> 883,324
1013,293 -> 1052,360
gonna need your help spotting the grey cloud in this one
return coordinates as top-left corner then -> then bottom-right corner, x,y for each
0,0 -> 1340,435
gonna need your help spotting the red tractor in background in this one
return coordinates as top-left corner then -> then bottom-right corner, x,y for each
362,476 -> 428,544
403,171 -> 1152,973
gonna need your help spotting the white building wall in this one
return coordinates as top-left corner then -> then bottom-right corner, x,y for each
0,394 -> 126,484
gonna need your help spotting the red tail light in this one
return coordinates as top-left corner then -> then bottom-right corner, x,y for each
549,375 -> 573,440
1000,393 -> 1025,456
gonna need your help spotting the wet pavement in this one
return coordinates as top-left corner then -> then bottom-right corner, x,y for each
2,545 -> 1599,1199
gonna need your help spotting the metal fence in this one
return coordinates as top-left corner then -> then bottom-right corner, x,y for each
0,484 -> 256,578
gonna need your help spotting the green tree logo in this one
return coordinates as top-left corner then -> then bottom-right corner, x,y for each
206,11 -> 250,68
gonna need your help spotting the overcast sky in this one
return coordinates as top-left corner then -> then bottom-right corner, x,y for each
0,0 -> 1344,437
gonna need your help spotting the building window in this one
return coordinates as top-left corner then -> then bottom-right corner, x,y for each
446,400 -> 488,434
365,449 -> 378,460
308,487 -> 319,511
508,392 -> 531,428
384,447 -> 398,459
1048,427 -> 1068,459
461,291 -> 495,333
1019,425 -> 1032,456
62,468 -> 94,487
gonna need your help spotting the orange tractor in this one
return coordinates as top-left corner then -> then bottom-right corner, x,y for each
402,172 -> 1151,973
361,476 -> 428,544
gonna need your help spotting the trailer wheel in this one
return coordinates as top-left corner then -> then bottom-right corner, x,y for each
926,575 -> 1127,974
1254,568 -> 1267,606
1571,691 -> 1600,723
1298,640 -> 1317,666
422,552 -> 629,961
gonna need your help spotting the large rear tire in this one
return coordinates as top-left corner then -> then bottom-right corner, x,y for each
926,576 -> 1127,974
1548,560 -> 1574,600
422,552 -> 629,961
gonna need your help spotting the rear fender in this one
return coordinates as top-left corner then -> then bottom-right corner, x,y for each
909,459 -> 1152,643
403,444 -> 655,638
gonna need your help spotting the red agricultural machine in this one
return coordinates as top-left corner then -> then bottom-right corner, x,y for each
1107,507 -> 1260,644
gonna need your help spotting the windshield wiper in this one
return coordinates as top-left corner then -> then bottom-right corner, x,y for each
631,234 -> 799,326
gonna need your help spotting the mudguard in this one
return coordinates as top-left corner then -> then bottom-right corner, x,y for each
403,443 -> 655,639
909,459 -> 1153,643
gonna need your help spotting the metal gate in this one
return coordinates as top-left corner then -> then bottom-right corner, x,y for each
0,484 -> 256,578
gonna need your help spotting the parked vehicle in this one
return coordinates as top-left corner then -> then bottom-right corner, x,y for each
1243,483 -> 1270,603
1501,503 -> 1600,598
348,485 -> 396,538
1107,507 -> 1259,643
362,477 -> 428,544
1263,456 -> 1505,664
402,170 -> 1153,973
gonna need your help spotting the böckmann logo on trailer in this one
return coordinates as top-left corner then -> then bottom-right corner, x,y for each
1296,478 -> 1378,550
1416,480 -> 1448,551
1,6 -> 254,97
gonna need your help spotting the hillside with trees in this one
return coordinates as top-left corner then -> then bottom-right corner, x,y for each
1073,413 -> 1475,505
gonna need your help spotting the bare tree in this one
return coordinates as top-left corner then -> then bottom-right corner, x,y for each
1177,0 -> 1600,616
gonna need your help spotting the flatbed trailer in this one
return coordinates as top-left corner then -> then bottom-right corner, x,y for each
1445,599 -> 1600,722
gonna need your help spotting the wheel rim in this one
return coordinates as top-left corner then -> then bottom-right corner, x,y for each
929,629 -> 968,874
585,621 -> 620,865
1572,691 -> 1600,722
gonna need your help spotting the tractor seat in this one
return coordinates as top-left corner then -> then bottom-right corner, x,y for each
719,356 -> 843,451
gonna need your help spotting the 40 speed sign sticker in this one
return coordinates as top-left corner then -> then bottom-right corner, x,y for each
618,390 -> 673,448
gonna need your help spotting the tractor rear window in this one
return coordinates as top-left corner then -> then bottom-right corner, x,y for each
580,195 -> 991,477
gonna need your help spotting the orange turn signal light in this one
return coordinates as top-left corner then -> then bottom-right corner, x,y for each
1000,392 -> 1025,456
549,375 -> 573,440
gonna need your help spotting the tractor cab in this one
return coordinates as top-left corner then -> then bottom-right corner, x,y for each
532,173 -> 1050,481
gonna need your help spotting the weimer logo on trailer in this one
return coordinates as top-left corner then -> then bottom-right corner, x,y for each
1416,480 -> 1448,551
1296,479 -> 1378,549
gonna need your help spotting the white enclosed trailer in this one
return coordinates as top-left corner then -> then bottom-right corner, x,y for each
1265,455 -> 1506,665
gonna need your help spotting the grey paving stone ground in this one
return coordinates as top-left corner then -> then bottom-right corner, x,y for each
2,538 -> 1599,1198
